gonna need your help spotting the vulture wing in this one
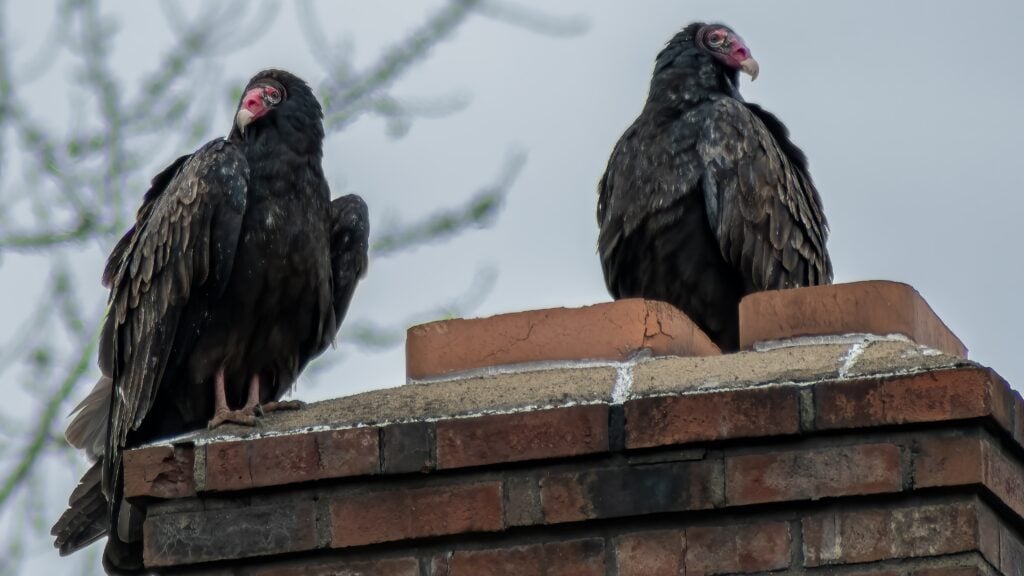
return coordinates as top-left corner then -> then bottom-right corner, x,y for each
327,194 -> 370,337
103,137 -> 248,501
698,98 -> 832,291
54,138 -> 248,557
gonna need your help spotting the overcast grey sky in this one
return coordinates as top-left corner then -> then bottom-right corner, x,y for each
4,1 -> 1022,573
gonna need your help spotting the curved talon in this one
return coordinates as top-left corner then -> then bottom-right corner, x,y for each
261,399 -> 305,413
207,407 -> 258,429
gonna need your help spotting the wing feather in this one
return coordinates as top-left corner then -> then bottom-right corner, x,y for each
99,138 -> 248,510
698,98 -> 832,291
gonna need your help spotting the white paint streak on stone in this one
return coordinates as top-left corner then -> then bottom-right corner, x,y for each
753,332 -> 911,353
837,337 -> 870,379
612,361 -> 634,405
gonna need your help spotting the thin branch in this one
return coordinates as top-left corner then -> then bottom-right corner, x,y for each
372,149 -> 526,257
322,0 -> 483,131
0,323 -> 99,509
477,0 -> 589,37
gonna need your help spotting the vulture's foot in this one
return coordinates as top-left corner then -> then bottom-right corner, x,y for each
256,399 -> 305,416
207,407 -> 258,428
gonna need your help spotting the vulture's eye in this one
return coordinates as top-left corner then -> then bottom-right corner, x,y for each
265,87 -> 282,105
707,31 -> 726,48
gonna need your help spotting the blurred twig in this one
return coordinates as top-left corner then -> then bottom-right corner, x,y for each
372,150 -> 526,257
0,323 -> 98,510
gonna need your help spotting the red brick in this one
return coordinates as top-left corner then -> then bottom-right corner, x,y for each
739,280 -> 966,356
246,557 -> 420,576
914,435 -> 985,488
448,546 -> 541,575
203,428 -> 378,492
316,428 -> 380,477
330,482 -> 503,547
406,299 -> 719,380
446,539 -> 604,576
726,443 -> 901,506
802,500 -> 985,566
685,521 -> 791,575
541,460 -> 720,523
815,369 -> 1012,432
614,530 -> 685,576
436,405 -> 608,469
123,445 -> 195,499
915,434 -> 1024,520
544,539 -> 606,576
625,386 -> 800,449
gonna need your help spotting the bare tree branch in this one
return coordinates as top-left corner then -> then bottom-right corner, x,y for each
372,150 -> 525,257
0,322 -> 99,509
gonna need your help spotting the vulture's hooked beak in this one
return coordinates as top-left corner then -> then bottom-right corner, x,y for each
739,57 -> 760,81
236,108 -> 255,135
235,87 -> 270,135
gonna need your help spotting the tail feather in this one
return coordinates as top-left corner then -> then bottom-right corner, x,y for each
52,461 -> 107,555
65,376 -> 112,461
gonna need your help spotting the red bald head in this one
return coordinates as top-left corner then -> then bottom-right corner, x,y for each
235,83 -> 285,134
697,24 -> 760,80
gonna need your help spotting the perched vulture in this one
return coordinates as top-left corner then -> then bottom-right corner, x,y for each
597,22 -> 832,351
51,69 -> 370,573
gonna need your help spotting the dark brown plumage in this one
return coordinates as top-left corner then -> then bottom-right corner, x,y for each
52,69 -> 369,573
597,22 -> 832,350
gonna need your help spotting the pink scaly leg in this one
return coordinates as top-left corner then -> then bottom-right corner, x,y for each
207,370 -> 257,428
208,372 -> 304,429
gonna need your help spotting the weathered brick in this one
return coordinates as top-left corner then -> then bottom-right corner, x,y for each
317,428 -> 380,478
802,500 -> 985,566
381,421 -> 434,474
738,280 -> 966,356
202,441 -> 250,492
815,369 -> 1011,432
614,530 -> 685,576
203,428 -> 378,492
330,482 -> 502,547
447,545 -> 541,575
914,434 -> 985,488
1002,525 -> 1024,576
625,386 -> 800,449
437,405 -> 608,469
445,539 -> 605,576
245,556 -> 420,576
143,496 -> 317,566
406,299 -> 719,380
1014,392 -> 1024,449
504,474 -> 542,527
726,443 -> 901,506
915,433 -> 1024,520
685,521 -> 791,574
544,539 -> 606,576
540,460 -> 720,523
912,568 -> 983,576
123,445 -> 195,499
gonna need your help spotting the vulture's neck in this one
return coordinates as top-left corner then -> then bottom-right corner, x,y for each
646,52 -> 741,112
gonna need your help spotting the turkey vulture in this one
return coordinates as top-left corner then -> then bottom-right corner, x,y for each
51,69 -> 370,573
597,22 -> 832,350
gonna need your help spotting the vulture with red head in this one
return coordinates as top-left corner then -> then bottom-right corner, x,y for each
52,69 -> 369,573
597,23 -> 832,350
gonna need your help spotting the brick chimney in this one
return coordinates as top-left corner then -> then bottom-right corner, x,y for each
124,281 -> 1023,575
